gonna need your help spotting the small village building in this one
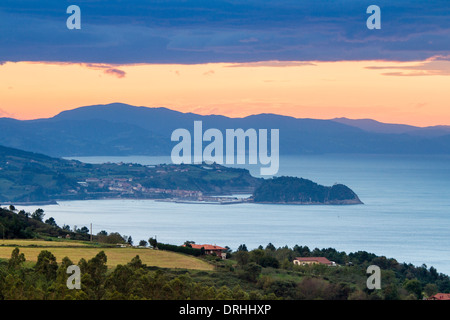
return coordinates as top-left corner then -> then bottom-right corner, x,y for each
427,293 -> 450,300
293,257 -> 336,266
186,244 -> 228,259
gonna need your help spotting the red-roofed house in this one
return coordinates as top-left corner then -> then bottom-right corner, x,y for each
293,257 -> 336,266
427,293 -> 450,300
184,244 -> 228,259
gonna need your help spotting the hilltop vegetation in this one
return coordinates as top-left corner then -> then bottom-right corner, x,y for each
0,144 -> 259,203
253,176 -> 362,204
0,206 -> 88,240
0,207 -> 448,300
0,241 -> 449,300
0,144 -> 362,205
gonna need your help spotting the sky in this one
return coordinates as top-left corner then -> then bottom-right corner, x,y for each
0,0 -> 449,126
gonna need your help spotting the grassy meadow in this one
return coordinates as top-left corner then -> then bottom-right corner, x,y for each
0,239 -> 214,271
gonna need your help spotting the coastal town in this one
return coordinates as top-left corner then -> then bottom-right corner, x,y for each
76,176 -> 249,204
71,163 -> 252,204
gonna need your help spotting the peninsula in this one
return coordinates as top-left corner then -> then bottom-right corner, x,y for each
0,145 -> 362,205
252,176 -> 363,205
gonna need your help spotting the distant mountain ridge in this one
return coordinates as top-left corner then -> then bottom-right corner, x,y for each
1,102 -> 450,157
332,117 -> 450,137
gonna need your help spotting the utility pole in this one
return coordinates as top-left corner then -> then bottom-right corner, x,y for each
90,223 -> 93,242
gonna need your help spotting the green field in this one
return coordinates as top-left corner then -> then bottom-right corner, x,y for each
0,239 -> 93,247
0,240 -> 214,271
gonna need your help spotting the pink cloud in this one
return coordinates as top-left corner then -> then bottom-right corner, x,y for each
366,56 -> 450,76
25,61 -> 128,79
227,61 -> 316,68
80,63 -> 127,78
103,68 -> 126,78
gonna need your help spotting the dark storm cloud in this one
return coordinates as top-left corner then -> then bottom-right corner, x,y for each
0,0 -> 448,63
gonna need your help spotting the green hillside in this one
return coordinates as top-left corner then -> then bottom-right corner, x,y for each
0,145 -> 260,203
253,176 -> 363,204
0,206 -> 87,240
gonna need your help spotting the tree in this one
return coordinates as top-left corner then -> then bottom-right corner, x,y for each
105,264 -> 134,296
241,262 -> 262,282
45,217 -> 58,227
403,279 -> 422,299
51,256 -> 75,300
77,226 -> 90,234
139,240 -> 148,247
127,255 -> 145,270
424,283 -> 438,298
8,247 -> 26,270
17,210 -> 26,216
77,258 -> 88,274
127,236 -> 133,246
35,250 -> 58,281
383,284 -> 400,300
99,232 -> 125,244
56,256 -> 74,283
31,208 -> 45,222
249,249 -> 265,264
249,249 -> 279,268
258,255 -> 279,268
296,277 -> 331,300
294,245 -> 311,257
235,250 -> 250,266
184,240 -> 195,247
148,237 -> 158,249
86,251 -> 108,298
96,230 -> 108,242
237,244 -> 248,252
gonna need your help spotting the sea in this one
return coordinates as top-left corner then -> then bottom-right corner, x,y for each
16,154 -> 450,276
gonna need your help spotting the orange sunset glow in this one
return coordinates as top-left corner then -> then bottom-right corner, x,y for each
1,58 -> 449,126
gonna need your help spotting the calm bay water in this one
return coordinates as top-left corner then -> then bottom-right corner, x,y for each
18,154 -> 450,275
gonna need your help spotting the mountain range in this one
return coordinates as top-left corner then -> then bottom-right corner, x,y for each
1,103 -> 450,157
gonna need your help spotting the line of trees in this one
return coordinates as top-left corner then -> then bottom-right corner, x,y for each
0,207 -> 93,241
0,248 -> 272,300
2,206 -> 449,300
228,243 -> 450,300
1,241 -> 449,300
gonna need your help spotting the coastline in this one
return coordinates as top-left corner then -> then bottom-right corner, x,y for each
3,197 -> 363,206
1,200 -> 58,206
252,200 -> 364,205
